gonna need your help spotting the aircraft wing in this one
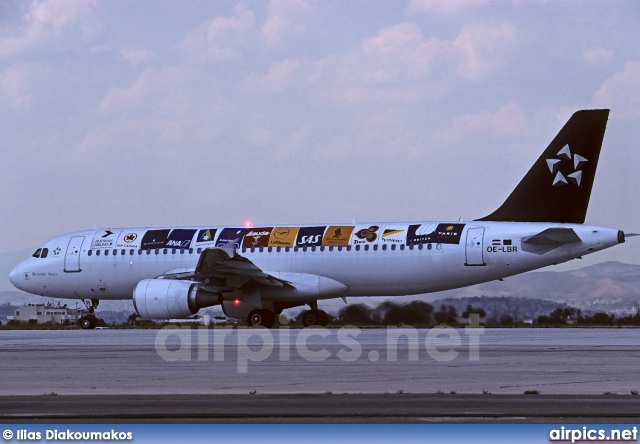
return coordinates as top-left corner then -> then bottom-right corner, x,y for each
160,245 -> 288,289
521,228 -> 582,246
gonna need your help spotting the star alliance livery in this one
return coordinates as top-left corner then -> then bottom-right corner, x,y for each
9,110 -> 632,328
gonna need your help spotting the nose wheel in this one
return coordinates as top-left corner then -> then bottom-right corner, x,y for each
80,299 -> 100,329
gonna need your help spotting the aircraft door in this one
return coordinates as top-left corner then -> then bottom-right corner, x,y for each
465,228 -> 485,266
64,236 -> 85,272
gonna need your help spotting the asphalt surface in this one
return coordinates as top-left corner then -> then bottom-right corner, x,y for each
0,394 -> 639,423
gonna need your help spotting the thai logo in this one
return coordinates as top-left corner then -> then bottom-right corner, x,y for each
355,226 -> 379,242
124,233 -> 137,243
546,144 -> 587,187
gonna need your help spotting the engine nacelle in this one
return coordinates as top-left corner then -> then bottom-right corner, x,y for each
133,279 -> 221,320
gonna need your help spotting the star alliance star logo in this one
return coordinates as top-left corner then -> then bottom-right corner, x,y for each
53,247 -> 61,255
546,144 -> 587,187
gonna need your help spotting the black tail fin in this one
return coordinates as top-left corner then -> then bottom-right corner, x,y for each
478,109 -> 609,224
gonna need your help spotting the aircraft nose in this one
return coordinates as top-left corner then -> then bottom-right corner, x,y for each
9,265 -> 21,289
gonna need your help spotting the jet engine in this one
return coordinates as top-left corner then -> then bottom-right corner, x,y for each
133,279 -> 221,320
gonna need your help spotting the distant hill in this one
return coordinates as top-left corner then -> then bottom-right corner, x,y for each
428,261 -> 640,315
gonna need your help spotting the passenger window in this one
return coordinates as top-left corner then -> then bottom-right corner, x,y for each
172,248 -> 176,254
130,249 -> 134,255
259,247 -> 264,253
409,245 -> 414,250
189,248 -> 193,254
285,247 -> 290,252
276,247 -> 281,252
163,249 -> 167,254
138,249 -> 142,255
250,247 -> 255,253
121,249 -> 125,255
180,249 -> 185,254
311,246 -> 316,252
41,248 -> 48,258
96,250 -> 101,256
197,248 -> 202,254
105,250 -> 110,256
268,247 -> 272,253
400,244 -> 405,251
355,245 -> 360,251
390,244 -> 395,251
155,249 -> 159,255
328,246 -> 333,252
427,243 -> 432,250
32,249 -> 42,258
373,245 -> 378,251
320,246 -> 325,252
302,246 -> 307,252
418,244 -> 423,250
382,245 -> 387,251
88,250 -> 92,256
146,249 -> 151,255
294,247 -> 298,252
364,245 -> 369,251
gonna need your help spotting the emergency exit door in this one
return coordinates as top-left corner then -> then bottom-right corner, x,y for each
465,228 -> 485,266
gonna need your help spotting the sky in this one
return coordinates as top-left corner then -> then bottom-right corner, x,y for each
1,0 -> 639,268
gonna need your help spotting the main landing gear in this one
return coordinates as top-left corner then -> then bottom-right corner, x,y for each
301,300 -> 329,327
79,299 -> 99,330
247,309 -> 276,328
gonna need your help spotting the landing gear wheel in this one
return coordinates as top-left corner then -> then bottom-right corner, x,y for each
80,315 -> 97,330
301,310 -> 328,327
247,309 -> 276,328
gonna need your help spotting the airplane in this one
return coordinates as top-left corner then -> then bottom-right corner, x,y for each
9,109 -> 633,329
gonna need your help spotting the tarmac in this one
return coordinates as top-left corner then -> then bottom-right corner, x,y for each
0,328 -> 638,422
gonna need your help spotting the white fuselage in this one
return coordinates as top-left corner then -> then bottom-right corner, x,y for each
9,221 -> 621,303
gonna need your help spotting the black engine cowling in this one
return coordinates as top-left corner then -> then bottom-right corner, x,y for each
133,279 -> 221,320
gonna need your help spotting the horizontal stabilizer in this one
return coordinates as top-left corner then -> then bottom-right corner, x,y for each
522,228 -> 581,246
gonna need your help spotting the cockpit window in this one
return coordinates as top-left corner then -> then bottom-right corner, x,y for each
41,248 -> 49,258
32,248 -> 42,258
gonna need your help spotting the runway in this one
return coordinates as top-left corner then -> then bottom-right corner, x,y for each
1,328 -> 639,396
0,394 -> 639,423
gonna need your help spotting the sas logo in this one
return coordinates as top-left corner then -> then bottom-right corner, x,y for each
123,233 -> 137,243
298,235 -> 322,245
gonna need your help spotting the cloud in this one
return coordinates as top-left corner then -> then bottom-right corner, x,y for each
439,103 -> 528,140
583,47 -> 614,65
99,66 -> 193,114
591,61 -> 640,120
453,24 -> 517,80
119,48 -> 155,67
0,64 -> 36,109
308,22 -> 516,104
179,4 -> 256,62
260,0 -> 314,47
241,59 -> 302,94
0,0 -> 99,57
407,0 -> 489,15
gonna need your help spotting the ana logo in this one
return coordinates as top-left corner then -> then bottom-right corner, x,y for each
355,226 -> 379,242
546,144 -> 587,187
124,233 -> 137,243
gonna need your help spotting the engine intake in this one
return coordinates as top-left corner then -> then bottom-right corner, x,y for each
133,279 -> 221,320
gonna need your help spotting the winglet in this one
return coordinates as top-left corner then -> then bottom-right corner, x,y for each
91,222 -> 99,230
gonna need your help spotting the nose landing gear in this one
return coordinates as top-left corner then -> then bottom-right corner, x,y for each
79,299 -> 100,329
